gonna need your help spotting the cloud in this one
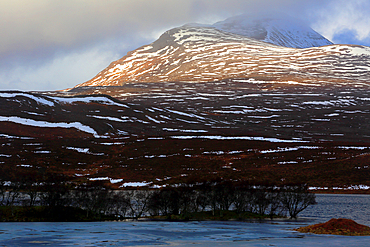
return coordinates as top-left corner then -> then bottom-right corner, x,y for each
0,0 -> 326,59
0,0 -> 368,90
0,44 -> 119,90
312,0 -> 370,45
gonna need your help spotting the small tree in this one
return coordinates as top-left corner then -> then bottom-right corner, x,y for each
127,190 -> 151,219
39,173 -> 71,208
73,181 -> 113,218
202,181 -> 219,215
177,184 -> 197,215
233,182 -> 254,214
0,169 -> 23,207
146,190 -> 162,216
22,173 -> 41,207
251,185 -> 270,215
280,184 -> 316,219
163,188 -> 180,215
147,187 -> 181,216
266,188 -> 282,219
194,188 -> 209,212
215,181 -> 235,211
106,191 -> 131,218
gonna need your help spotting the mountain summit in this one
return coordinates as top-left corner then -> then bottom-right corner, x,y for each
212,13 -> 333,48
75,14 -> 370,88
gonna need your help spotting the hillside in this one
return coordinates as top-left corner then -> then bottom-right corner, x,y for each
0,14 -> 370,191
0,81 -> 370,190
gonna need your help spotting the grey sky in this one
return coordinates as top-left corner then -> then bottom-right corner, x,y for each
0,0 -> 369,91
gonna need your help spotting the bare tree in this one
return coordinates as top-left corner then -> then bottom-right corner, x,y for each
215,181 -> 235,211
108,191 -> 131,218
39,173 -> 71,208
127,190 -> 151,219
266,188 -> 282,219
147,189 -> 169,216
22,175 -> 40,207
280,184 -> 316,219
73,181 -> 113,218
233,182 -> 254,214
178,185 -> 197,215
251,186 -> 271,215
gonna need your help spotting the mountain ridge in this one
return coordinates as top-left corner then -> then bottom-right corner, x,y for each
73,13 -> 370,88
75,24 -> 370,88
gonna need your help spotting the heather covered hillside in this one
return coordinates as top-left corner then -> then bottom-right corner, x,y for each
0,14 -> 370,192
1,81 -> 370,190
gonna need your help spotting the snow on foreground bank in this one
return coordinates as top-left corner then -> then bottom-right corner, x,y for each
171,135 -> 306,143
309,185 -> 370,190
88,177 -> 152,187
0,92 -> 129,108
0,116 -> 99,137
86,176 -> 370,191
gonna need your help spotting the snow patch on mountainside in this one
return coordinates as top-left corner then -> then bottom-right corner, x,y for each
0,116 -> 99,137
0,92 -> 55,107
52,95 -> 128,107
321,45 -> 370,57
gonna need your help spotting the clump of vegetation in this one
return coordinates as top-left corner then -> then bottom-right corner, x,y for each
0,174 -> 316,222
146,179 -> 316,220
295,218 -> 370,236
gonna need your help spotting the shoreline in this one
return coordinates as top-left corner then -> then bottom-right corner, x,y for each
0,206 -> 284,223
312,190 -> 370,194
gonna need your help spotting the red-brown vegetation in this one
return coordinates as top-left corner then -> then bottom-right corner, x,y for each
1,83 -> 370,191
296,218 -> 370,236
1,135 -> 369,191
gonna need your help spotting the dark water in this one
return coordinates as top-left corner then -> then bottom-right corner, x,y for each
301,194 -> 370,225
0,194 -> 369,246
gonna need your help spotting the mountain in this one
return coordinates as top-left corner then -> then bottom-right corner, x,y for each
75,19 -> 370,88
1,14 -> 370,190
212,13 -> 333,48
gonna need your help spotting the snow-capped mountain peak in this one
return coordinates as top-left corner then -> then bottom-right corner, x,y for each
73,13 -> 370,88
212,13 -> 333,48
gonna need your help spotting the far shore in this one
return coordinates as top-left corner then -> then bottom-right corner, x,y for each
311,190 -> 370,194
